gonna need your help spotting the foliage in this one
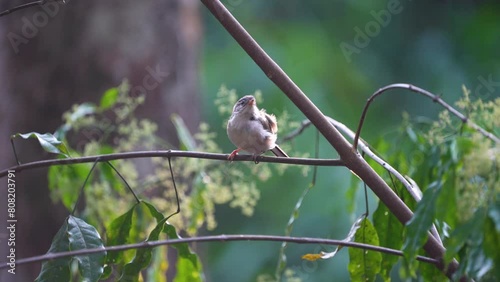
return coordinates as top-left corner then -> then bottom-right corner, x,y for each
16,82 -> 499,281
35,216 -> 105,282
369,86 -> 499,281
37,82 -> 307,280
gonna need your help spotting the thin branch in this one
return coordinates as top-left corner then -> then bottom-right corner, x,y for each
0,0 -> 58,17
352,83 -> 500,149
106,161 -> 141,204
10,138 -> 20,165
0,234 -> 440,269
0,150 -> 344,178
165,157 -> 180,220
72,159 -> 99,215
200,0 -> 458,279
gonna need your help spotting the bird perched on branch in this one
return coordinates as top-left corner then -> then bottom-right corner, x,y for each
227,95 -> 288,163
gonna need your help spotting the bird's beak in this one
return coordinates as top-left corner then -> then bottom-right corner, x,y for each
248,97 -> 255,106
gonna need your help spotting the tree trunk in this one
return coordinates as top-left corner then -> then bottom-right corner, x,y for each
0,0 -> 201,280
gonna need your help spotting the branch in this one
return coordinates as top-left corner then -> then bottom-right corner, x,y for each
0,150 -> 344,178
200,0 -> 459,278
0,234 -> 440,269
0,0 -> 58,17
284,117 -> 422,201
284,117 -> 443,246
352,83 -> 500,149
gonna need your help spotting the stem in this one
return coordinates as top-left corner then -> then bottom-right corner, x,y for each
0,150 -> 344,178
352,83 -> 500,149
0,234 -> 440,270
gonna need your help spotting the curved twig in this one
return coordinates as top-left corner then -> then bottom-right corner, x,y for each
0,234 -> 440,269
284,117 -> 422,201
0,150 -> 344,178
352,83 -> 500,149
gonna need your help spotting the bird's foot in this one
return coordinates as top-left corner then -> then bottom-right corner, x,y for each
228,149 -> 241,162
252,154 -> 259,164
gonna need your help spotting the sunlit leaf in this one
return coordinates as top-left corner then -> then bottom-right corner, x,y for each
12,132 -> 70,157
301,254 -> 322,261
100,88 -> 120,110
120,201 -> 166,281
174,256 -> 203,282
106,203 -> 139,264
164,222 -> 203,282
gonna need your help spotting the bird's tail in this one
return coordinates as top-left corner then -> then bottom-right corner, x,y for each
270,145 -> 289,158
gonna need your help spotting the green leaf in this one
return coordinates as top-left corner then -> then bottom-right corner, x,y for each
35,216 -> 105,282
100,88 -> 120,110
174,256 -> 203,282
373,201 -> 403,282
54,103 -> 96,140
171,114 -> 197,151
348,218 -> 382,282
106,203 -> 139,264
419,259 -> 448,282
35,220 -> 71,282
67,216 -> 106,281
484,215 -> 500,279
12,132 -> 70,158
48,164 -> 90,210
488,203 -> 500,232
119,201 -> 167,282
444,208 -> 487,264
402,181 -> 442,275
164,222 -> 203,282
449,209 -> 492,281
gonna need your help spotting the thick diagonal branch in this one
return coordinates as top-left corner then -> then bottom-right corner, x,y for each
200,0 -> 459,278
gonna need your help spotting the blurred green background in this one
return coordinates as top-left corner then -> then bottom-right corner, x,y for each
199,1 -> 500,281
1,0 -> 499,281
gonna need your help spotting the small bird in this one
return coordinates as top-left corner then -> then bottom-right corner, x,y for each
227,95 -> 288,162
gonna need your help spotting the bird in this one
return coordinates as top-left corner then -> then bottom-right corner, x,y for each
227,95 -> 288,163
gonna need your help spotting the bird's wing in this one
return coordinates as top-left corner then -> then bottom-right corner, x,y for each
259,109 -> 278,134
